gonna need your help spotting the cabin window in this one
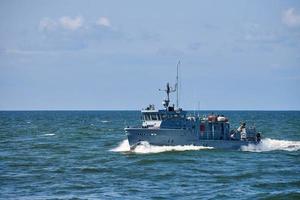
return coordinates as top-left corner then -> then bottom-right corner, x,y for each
151,114 -> 157,120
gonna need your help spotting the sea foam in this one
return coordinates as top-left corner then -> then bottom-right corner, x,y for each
241,138 -> 300,152
111,138 -> 300,154
110,139 -> 213,154
43,133 -> 56,136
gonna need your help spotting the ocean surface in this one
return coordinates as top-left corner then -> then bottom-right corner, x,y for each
1,111 -> 300,199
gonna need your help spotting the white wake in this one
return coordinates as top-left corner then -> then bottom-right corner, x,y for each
110,139 -> 213,154
43,133 -> 55,136
241,138 -> 300,152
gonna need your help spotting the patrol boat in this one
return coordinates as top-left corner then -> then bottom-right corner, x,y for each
124,66 -> 262,150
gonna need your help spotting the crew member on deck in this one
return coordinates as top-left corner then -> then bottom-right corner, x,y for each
237,122 -> 247,140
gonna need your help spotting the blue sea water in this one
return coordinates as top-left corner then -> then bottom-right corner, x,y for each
0,111 -> 300,199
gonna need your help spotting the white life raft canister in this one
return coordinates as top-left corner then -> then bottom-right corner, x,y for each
217,116 -> 228,122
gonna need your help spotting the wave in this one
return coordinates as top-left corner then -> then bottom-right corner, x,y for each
241,138 -> 300,152
43,133 -> 55,136
110,140 -> 213,154
101,120 -> 110,123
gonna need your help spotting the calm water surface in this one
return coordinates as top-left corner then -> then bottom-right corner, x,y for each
0,111 -> 300,199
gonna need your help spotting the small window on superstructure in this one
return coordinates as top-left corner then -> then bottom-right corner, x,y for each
151,114 -> 157,120
158,115 -> 162,120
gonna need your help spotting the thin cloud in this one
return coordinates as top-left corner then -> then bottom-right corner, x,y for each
59,16 -> 84,30
34,15 -> 125,52
39,18 -> 57,31
242,23 -> 279,43
282,8 -> 300,27
96,17 -> 111,27
39,16 -> 84,31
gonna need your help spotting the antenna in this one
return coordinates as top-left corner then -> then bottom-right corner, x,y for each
176,60 -> 180,108
159,61 -> 180,110
197,101 -> 200,117
159,82 -> 176,109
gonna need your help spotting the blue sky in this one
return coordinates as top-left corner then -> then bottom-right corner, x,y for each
0,0 -> 300,110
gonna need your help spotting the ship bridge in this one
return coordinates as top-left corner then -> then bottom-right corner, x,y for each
141,105 -> 188,129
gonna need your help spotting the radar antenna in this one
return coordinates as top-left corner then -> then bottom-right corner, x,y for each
159,82 -> 176,109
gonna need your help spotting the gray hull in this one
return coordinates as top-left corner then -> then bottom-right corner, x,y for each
125,128 -> 257,150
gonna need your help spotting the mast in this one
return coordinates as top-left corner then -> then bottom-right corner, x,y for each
159,61 -> 180,110
176,60 -> 180,109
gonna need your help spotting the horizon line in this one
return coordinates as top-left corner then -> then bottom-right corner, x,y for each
0,109 -> 299,112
